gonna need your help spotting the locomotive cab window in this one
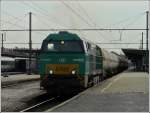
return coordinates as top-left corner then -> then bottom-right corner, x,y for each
42,40 -> 84,53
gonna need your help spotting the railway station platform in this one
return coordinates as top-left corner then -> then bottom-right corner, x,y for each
47,72 -> 149,112
1,74 -> 40,87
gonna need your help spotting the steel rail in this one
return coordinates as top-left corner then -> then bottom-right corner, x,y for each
2,84 -> 19,88
20,97 -> 56,112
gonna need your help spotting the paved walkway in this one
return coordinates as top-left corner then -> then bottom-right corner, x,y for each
47,72 -> 149,112
1,74 -> 40,86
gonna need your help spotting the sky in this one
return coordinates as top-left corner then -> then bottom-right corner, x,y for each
0,0 -> 149,54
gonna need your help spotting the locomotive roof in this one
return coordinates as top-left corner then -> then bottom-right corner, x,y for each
45,31 -> 81,41
45,31 -> 100,47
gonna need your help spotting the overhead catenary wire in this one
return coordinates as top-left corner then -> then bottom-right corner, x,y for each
61,1 -> 101,44
60,1 -> 146,52
32,14 -> 52,28
61,1 -> 92,28
0,28 -> 147,32
61,1 -> 107,41
2,11 -> 28,23
105,12 -> 145,47
121,13 -> 145,29
1,47 -> 142,50
106,12 -> 145,28
2,12 -> 27,28
1,11 -> 28,31
1,10 -> 47,37
78,4 -> 146,52
1,2 -> 148,51
61,1 -> 112,43
104,12 -> 145,43
1,18 -> 47,37
30,1 -> 69,27
21,1 -> 69,28
74,2 -> 146,45
1,20 -> 26,29
74,1 -> 118,47
1,42 -> 146,45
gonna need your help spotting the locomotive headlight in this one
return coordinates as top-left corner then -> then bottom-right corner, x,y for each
71,70 -> 76,75
49,70 -> 53,74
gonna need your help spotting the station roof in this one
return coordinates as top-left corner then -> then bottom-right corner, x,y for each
122,48 -> 148,59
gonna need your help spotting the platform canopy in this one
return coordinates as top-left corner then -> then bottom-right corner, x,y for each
122,49 -> 149,72
122,49 -> 148,58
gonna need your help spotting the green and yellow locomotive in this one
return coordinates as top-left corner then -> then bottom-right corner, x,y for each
38,31 -> 128,95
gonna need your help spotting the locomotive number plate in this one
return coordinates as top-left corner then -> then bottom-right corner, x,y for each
55,66 -> 69,72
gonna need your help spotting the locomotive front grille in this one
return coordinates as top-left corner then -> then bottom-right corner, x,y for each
46,64 -> 79,75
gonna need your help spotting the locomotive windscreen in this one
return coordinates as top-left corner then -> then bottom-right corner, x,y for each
41,40 -> 84,53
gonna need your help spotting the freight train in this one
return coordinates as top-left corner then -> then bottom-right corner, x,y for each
38,31 -> 128,95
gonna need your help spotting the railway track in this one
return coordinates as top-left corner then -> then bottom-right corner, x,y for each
2,83 -> 19,88
2,79 -> 40,88
20,95 -> 75,112
1,72 -> 25,76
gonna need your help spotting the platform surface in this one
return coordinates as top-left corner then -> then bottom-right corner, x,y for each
48,72 -> 149,112
1,74 -> 40,86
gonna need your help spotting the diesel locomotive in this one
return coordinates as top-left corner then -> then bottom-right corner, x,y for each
38,31 -> 128,95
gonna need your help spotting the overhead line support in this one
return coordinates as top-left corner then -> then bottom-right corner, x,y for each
1,33 -> 4,52
146,11 -> 149,50
0,28 -> 148,32
28,12 -> 32,75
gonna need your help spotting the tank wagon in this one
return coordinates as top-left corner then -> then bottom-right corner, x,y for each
38,31 -> 128,95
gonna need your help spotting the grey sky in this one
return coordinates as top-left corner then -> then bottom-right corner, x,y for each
0,0 -> 149,54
